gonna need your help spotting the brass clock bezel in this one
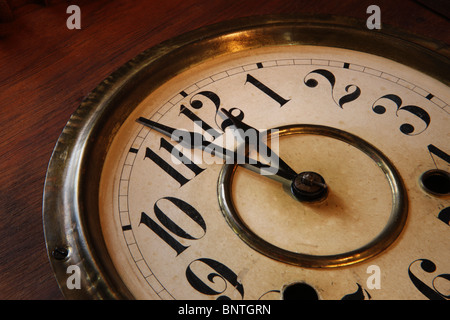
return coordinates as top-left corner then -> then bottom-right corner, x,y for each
42,15 -> 449,299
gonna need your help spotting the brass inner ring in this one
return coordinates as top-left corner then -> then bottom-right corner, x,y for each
217,124 -> 408,268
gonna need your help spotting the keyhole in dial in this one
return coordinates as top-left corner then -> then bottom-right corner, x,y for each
281,282 -> 319,300
419,169 -> 450,196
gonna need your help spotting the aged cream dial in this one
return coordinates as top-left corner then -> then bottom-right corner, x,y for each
43,16 -> 450,300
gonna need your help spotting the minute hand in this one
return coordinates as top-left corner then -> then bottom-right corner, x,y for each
136,117 -> 295,184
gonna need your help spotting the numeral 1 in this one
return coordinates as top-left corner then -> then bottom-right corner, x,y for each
428,144 -> 450,168
245,74 -> 290,107
145,137 -> 205,187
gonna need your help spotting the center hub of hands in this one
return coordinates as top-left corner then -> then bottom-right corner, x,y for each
291,171 -> 328,202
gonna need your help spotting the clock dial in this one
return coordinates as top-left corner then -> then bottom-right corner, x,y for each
43,17 -> 450,300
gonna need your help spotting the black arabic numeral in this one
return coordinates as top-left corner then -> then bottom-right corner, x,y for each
186,90 -> 246,133
245,74 -> 290,107
179,104 -> 221,140
438,207 -> 450,226
408,258 -> 450,300
304,69 -> 361,108
341,283 -> 371,300
139,197 -> 206,256
220,107 -> 245,131
372,94 -> 430,135
189,91 -> 224,131
338,84 -> 361,108
186,258 -> 244,300
144,138 -> 205,187
304,69 -> 335,89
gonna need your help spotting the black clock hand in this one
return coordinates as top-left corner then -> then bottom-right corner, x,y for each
219,109 -> 328,202
136,117 -> 294,184
219,108 -> 297,178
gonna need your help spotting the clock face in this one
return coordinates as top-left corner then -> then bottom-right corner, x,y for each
43,17 -> 450,300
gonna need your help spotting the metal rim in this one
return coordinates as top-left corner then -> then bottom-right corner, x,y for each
217,124 -> 408,268
42,15 -> 448,299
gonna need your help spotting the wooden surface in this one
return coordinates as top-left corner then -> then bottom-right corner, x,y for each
0,0 -> 448,300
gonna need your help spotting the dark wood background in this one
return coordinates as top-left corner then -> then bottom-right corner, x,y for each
0,0 -> 448,300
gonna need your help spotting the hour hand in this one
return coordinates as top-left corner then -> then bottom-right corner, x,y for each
219,108 -> 297,178
219,110 -> 329,202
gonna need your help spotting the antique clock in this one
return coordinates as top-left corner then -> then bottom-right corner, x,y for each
43,16 -> 450,300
